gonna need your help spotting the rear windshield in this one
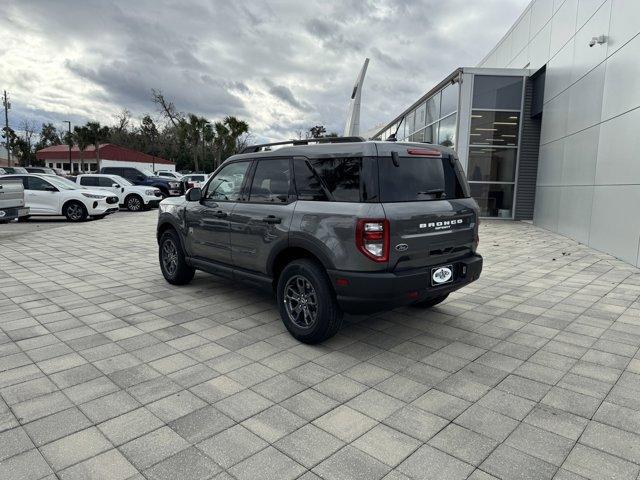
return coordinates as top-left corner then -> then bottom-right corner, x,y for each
378,156 -> 467,202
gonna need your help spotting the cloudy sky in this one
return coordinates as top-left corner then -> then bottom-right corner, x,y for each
1,0 -> 529,141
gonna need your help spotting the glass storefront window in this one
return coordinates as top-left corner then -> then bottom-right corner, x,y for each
437,114 -> 456,148
469,183 -> 514,218
426,93 -> 440,125
468,147 -> 517,182
470,111 -> 519,145
440,84 -> 458,118
472,75 -> 523,110
415,103 -> 426,130
406,111 -> 416,137
409,129 -> 424,142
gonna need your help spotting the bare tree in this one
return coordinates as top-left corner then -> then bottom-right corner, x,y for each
151,89 -> 183,127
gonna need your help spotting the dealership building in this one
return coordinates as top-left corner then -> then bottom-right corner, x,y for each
36,144 -> 175,173
373,0 -> 640,267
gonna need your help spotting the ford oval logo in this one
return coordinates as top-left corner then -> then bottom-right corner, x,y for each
395,243 -> 408,252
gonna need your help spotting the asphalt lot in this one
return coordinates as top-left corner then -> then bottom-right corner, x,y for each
1,211 -> 640,480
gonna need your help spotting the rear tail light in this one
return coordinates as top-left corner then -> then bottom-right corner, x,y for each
356,219 -> 389,262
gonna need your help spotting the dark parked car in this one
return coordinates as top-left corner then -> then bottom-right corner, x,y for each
157,137 -> 482,343
100,166 -> 184,198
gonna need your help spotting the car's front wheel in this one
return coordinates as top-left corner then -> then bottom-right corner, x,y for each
277,259 -> 343,344
125,194 -> 144,212
63,201 -> 87,222
159,229 -> 195,285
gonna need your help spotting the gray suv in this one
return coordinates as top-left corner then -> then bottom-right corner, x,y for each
157,137 -> 482,343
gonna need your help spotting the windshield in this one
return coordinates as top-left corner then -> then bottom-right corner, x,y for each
111,175 -> 133,186
378,156 -> 467,202
139,168 -> 156,177
7,167 -> 27,174
46,176 -> 81,190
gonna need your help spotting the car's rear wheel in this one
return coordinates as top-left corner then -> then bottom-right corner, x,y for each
125,194 -> 143,212
277,259 -> 343,344
412,293 -> 449,308
159,229 -> 195,285
17,215 -> 30,222
63,201 -> 87,222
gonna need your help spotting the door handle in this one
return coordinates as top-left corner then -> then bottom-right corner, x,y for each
213,210 -> 228,218
262,215 -> 281,224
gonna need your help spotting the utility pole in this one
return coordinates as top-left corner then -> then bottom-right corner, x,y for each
2,91 -> 11,167
64,121 -> 72,173
202,123 -> 206,173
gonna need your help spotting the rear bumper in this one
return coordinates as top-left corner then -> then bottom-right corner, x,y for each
327,254 -> 483,314
0,206 -> 29,220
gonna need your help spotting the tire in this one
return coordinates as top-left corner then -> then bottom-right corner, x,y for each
412,293 -> 449,308
17,215 -> 30,222
159,229 -> 195,285
63,201 -> 88,222
277,259 -> 343,344
125,194 -> 144,212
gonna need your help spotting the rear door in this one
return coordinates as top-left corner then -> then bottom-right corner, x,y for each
229,158 -> 295,274
378,149 -> 478,271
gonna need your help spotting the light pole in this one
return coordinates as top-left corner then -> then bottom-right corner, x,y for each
63,121 -> 72,173
2,91 -> 11,167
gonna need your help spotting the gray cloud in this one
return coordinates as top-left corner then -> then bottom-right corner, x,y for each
2,0 -> 529,140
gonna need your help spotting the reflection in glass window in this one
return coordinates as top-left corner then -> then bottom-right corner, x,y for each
249,159 -> 291,203
206,161 -> 250,201
440,84 -> 458,118
438,114 -> 456,148
426,93 -> 440,125
469,183 -> 514,217
472,75 -> 523,110
423,124 -> 436,144
409,129 -> 424,142
406,111 -> 416,137
294,157 -> 362,202
415,103 -> 426,130
470,111 -> 519,145
468,148 -> 517,182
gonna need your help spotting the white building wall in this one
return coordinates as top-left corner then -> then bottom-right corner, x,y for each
478,0 -> 640,266
100,159 -> 175,172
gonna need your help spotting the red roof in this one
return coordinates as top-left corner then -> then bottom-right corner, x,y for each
36,143 -> 174,165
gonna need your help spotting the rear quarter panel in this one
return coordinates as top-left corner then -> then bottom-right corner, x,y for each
290,201 -> 387,272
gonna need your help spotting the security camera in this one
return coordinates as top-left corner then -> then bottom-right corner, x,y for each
589,35 -> 607,47
589,37 -> 597,47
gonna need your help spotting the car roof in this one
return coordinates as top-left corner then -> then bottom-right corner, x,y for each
227,140 -> 454,164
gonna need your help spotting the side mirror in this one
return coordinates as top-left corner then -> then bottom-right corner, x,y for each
45,185 -> 57,192
186,187 -> 202,202
112,184 -> 120,188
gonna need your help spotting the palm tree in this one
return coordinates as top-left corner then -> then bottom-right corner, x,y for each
85,121 -> 110,171
73,126 -> 92,172
212,116 -> 249,168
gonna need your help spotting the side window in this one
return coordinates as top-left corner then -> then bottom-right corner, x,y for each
122,169 -> 142,182
205,161 -> 250,201
27,177 -> 55,191
80,177 -> 99,187
99,177 -> 115,187
249,159 -> 291,203
293,157 -> 362,202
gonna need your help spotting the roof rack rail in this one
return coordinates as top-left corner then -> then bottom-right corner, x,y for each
240,136 -> 366,154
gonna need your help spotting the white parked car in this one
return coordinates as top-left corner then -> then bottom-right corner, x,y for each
181,173 -> 209,189
0,174 -> 119,221
155,170 -> 183,180
76,174 -> 163,211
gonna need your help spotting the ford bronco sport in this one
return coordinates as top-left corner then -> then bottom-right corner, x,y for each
157,137 -> 482,343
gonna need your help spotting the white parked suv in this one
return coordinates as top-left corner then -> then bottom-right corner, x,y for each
76,174 -> 163,211
0,174 -> 119,221
155,170 -> 182,180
